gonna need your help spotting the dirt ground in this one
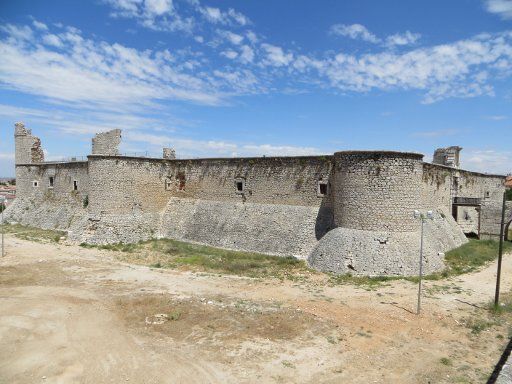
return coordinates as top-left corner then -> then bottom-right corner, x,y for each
1,235 -> 511,383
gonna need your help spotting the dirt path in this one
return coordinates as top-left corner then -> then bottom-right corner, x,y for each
1,235 -> 511,383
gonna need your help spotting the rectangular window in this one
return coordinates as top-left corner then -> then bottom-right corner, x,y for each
49,176 -> 54,188
33,181 -> 38,187
235,178 -> 245,194
73,180 -> 78,191
317,181 -> 328,197
485,191 -> 490,198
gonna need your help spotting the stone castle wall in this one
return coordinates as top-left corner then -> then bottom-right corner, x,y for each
333,151 -> 424,232
6,125 -> 508,276
421,163 -> 505,236
91,129 -> 121,155
81,155 -> 335,254
5,162 -> 89,231
308,151 -> 469,276
480,200 -> 512,240
14,122 -> 44,164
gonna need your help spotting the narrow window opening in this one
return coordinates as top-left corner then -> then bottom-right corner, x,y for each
33,181 -> 38,187
317,180 -> 328,197
49,176 -> 54,188
73,180 -> 78,191
234,178 -> 245,194
485,191 -> 490,198
165,177 -> 173,191
176,172 -> 186,191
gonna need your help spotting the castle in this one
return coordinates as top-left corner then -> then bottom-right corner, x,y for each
5,123 -> 510,276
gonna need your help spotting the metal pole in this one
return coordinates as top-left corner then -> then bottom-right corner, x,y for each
1,203 -> 4,257
417,217 -> 424,315
494,191 -> 507,307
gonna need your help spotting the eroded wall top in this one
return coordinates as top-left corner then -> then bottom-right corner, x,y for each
14,122 -> 44,164
91,129 -> 121,155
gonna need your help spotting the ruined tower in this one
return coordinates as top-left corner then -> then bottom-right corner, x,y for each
433,146 -> 462,168
14,122 -> 44,164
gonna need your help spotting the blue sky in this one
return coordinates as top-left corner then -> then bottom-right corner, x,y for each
0,0 -> 512,177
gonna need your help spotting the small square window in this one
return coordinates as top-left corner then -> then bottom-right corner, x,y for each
73,180 -> 78,191
235,178 -> 245,194
485,191 -> 490,198
33,181 -> 39,187
317,181 -> 328,197
49,176 -> 54,188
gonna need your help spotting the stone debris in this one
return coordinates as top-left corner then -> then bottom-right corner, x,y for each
145,314 -> 169,325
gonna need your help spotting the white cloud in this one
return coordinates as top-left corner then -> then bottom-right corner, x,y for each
32,20 -> 48,31
124,131 -> 323,158
329,24 -> 380,43
202,7 -> 222,23
221,49 -> 238,59
296,31 -> 512,103
227,8 -> 249,26
0,24 -> 33,41
239,45 -> 254,63
105,0 -> 192,32
42,34 -> 64,48
0,23 -> 268,110
485,0 -> 512,19
218,30 -> 244,45
144,0 -> 173,16
261,43 -> 293,67
329,23 -> 420,47
461,149 -> 512,174
484,115 -> 508,120
246,30 -> 258,44
385,31 -> 421,47
198,5 -> 250,26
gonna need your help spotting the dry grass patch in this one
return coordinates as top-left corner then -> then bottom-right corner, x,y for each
114,294 -> 331,344
82,238 -> 312,280
1,223 -> 66,243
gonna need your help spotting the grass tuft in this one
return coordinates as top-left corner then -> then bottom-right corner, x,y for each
80,238 -> 309,279
443,239 -> 512,276
1,223 -> 66,243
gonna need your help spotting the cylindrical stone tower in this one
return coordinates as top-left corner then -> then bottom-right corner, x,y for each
332,151 -> 424,232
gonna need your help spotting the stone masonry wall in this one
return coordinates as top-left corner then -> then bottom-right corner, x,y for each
14,122 -> 44,164
421,163 -> 505,236
5,162 -> 89,231
6,120 -> 507,275
91,129 -> 121,155
333,151 -> 424,232
480,200 -> 512,240
80,155 -> 335,254
87,155 -> 333,215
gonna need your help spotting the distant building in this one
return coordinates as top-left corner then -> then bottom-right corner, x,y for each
0,185 -> 16,207
433,146 -> 463,168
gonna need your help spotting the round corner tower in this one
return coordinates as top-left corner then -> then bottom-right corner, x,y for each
332,151 -> 424,232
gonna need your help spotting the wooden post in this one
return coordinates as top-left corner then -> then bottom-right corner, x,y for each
494,191 -> 507,307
